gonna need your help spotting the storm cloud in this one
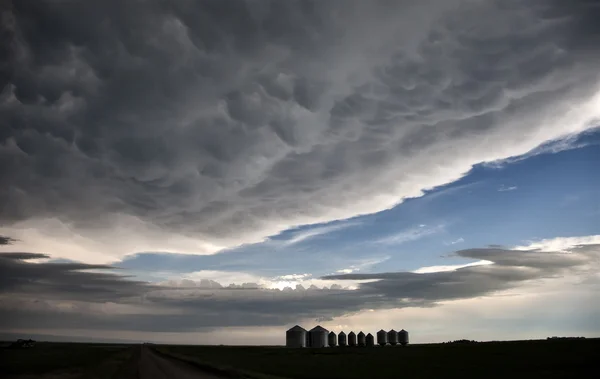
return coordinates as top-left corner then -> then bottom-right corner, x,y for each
2,0 -> 600,263
0,235 -> 16,245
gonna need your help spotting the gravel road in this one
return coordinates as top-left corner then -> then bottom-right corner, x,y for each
126,346 -> 232,379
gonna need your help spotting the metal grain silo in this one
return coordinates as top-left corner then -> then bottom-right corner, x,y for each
338,331 -> 347,347
366,333 -> 375,347
286,325 -> 307,348
398,329 -> 409,346
357,331 -> 366,347
328,331 -> 337,347
387,329 -> 398,345
308,326 -> 329,348
377,329 -> 388,346
348,331 -> 357,347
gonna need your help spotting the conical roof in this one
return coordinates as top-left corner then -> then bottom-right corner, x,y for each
328,331 -> 336,336
338,331 -> 346,336
358,331 -> 365,336
309,325 -> 328,332
287,325 -> 306,332
389,329 -> 397,332
348,331 -> 356,336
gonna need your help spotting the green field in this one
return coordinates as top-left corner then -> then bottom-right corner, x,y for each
0,342 -> 135,379
156,338 -> 600,379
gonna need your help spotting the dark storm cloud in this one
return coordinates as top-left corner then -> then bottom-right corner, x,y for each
0,252 -> 151,301
2,0 -> 600,261
1,243 -> 598,332
0,251 -> 45,259
0,235 -> 17,245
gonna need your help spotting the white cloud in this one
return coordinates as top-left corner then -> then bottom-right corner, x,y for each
498,185 -> 518,192
0,216 -> 224,264
278,221 -> 361,246
276,273 -> 311,281
166,270 -> 369,292
333,256 -> 391,276
376,224 -> 445,245
412,260 -> 493,274
444,237 -> 465,245
514,235 -> 600,252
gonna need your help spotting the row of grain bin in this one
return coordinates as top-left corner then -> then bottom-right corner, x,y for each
376,329 -> 409,346
286,325 -> 409,347
286,325 -> 329,348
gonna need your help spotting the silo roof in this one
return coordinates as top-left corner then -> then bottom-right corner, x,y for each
358,331 -> 365,336
309,325 -> 329,332
287,325 -> 307,332
328,331 -> 336,335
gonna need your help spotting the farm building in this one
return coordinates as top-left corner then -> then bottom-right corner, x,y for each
308,326 -> 329,348
399,329 -> 409,346
285,326 -> 410,348
377,329 -> 388,346
366,333 -> 375,347
357,332 -> 366,347
348,331 -> 357,347
338,331 -> 347,346
286,325 -> 307,348
388,329 -> 398,345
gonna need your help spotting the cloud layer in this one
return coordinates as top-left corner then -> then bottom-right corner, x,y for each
1,236 -> 598,335
2,0 -> 600,262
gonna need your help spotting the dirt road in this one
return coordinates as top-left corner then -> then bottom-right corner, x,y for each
121,345 -> 232,379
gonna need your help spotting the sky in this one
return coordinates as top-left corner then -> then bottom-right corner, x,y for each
1,0 -> 599,345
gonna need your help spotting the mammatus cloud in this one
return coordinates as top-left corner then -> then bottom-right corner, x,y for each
1,236 -> 598,334
2,1 -> 600,263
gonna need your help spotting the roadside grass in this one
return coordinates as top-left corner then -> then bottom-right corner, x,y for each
0,342 -> 134,378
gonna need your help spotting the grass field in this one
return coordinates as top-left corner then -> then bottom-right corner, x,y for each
0,342 -> 135,379
1,338 -> 597,378
156,338 -> 600,379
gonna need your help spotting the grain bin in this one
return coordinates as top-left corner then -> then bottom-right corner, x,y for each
308,326 -> 329,348
377,329 -> 388,346
286,325 -> 307,348
328,331 -> 337,347
366,333 -> 375,347
338,331 -> 347,347
348,331 -> 357,347
357,331 -> 366,347
398,329 -> 409,346
388,329 -> 398,345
